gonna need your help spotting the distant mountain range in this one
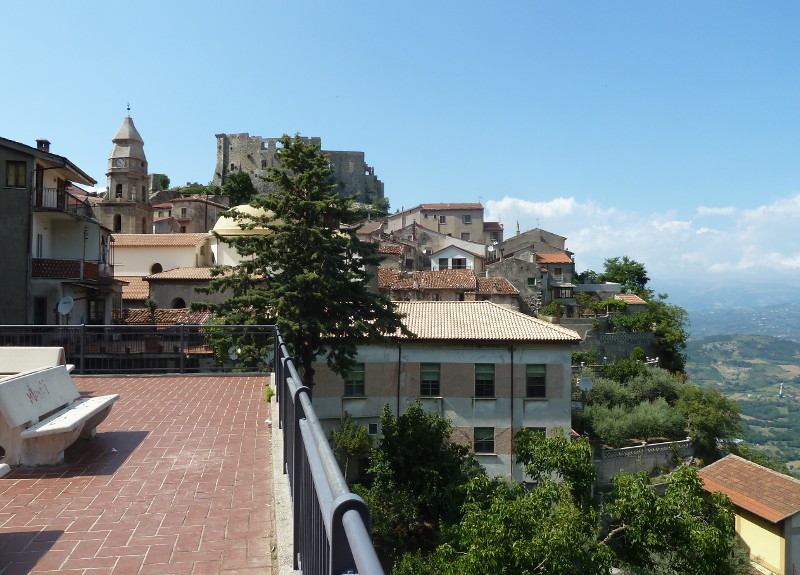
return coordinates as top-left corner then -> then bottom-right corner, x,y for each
687,301 -> 800,342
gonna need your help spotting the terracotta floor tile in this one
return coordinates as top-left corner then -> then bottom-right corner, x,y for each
0,375 -> 273,575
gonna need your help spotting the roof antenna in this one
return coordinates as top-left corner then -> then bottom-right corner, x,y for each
126,102 -> 131,113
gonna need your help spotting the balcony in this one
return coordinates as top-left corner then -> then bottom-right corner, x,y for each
34,187 -> 95,218
31,258 -> 112,280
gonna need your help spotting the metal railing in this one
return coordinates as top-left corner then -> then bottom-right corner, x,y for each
274,331 -> 385,575
34,187 -> 95,218
0,324 -> 275,374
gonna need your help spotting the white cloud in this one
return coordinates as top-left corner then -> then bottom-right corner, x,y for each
485,193 -> 800,305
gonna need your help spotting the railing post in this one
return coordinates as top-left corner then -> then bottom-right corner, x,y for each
79,323 -> 86,374
179,323 -> 185,373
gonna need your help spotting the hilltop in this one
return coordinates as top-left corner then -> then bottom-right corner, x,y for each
685,334 -> 800,470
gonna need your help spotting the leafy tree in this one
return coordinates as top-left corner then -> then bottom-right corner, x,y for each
331,412 -> 372,480
156,174 -> 170,190
601,357 -> 648,383
356,402 -> 479,563
608,466 -> 744,575
196,134 -> 409,386
514,428 -> 596,506
599,256 -> 652,299
676,384 -> 742,461
222,171 -> 257,205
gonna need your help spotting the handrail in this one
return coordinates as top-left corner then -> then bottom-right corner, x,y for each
274,332 -> 385,575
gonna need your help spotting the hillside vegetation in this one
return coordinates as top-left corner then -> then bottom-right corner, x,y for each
686,334 -> 800,470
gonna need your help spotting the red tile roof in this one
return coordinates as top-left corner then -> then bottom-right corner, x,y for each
614,294 -> 648,305
699,455 -> 800,523
535,253 -> 573,264
118,308 -> 212,325
420,203 -> 483,210
112,233 -> 209,247
378,244 -> 404,255
117,276 -> 149,300
146,267 -> 215,280
379,269 -> 477,291
477,277 -> 519,295
392,301 -> 581,342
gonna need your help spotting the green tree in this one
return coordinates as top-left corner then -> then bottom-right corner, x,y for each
514,428 -> 596,506
676,384 -> 742,461
599,256 -> 652,299
222,171 -> 258,205
330,412 -> 372,480
356,402 -> 479,563
608,466 -> 743,575
196,134 -> 409,386
156,174 -> 170,190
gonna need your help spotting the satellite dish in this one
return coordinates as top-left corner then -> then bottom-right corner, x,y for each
57,296 -> 74,315
578,377 -> 594,392
227,346 -> 240,360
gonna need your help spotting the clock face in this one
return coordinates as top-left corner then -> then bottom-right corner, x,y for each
115,158 -> 125,167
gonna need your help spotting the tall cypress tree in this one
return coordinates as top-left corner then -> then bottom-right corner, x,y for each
197,134 -> 409,386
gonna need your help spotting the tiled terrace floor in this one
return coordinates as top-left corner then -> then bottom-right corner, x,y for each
0,375 -> 274,574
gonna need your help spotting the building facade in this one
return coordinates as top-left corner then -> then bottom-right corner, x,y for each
311,301 -> 580,480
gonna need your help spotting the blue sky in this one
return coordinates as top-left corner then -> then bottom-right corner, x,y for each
4,1 -> 800,310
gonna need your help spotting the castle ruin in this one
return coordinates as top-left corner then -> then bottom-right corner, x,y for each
213,133 -> 384,204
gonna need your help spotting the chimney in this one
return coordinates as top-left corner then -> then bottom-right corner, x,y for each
36,139 -> 51,152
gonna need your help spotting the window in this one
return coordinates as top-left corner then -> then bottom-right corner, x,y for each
171,298 -> 186,308
367,423 -> 379,435
463,214 -> 472,224
452,258 -> 467,269
115,184 -> 123,198
180,207 -> 188,218
180,225 -> 187,233
113,214 -> 122,232
460,232 -> 470,241
420,363 -> 440,396
5,161 -> 26,188
556,288 -> 572,298
88,299 -> 105,325
526,365 -> 547,398
474,427 -> 494,453
438,257 -> 449,270
345,363 -> 365,396
527,277 -> 537,287
439,215 -> 446,224
261,160 -> 267,168
475,364 -> 495,397
526,426 -> 547,437
150,263 -> 163,274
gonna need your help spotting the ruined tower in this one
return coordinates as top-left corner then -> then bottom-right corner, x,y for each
213,133 -> 384,203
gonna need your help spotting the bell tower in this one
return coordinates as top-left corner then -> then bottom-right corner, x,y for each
97,110 -> 154,234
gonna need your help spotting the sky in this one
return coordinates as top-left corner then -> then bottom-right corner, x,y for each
4,1 -> 800,311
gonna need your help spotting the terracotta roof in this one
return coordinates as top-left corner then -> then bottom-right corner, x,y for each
419,203 -> 483,210
430,245 -> 485,259
118,276 -> 149,300
535,253 -> 573,264
146,267 -> 215,280
393,301 -> 581,342
112,233 -> 209,247
153,202 -> 172,208
378,244 -> 404,255
615,294 -> 648,305
170,197 -> 229,209
379,269 -> 476,291
699,455 -> 800,523
118,308 -> 212,325
477,277 -> 519,295
357,221 -> 383,235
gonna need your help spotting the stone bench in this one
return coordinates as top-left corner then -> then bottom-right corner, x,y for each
0,366 -> 119,466
0,346 -> 74,375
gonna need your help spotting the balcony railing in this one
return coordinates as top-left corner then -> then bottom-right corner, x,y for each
34,187 -> 95,218
31,258 -> 112,280
275,332 -> 385,575
0,324 -> 385,574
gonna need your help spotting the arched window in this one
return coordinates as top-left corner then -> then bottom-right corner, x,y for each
115,184 -> 123,198
150,263 -> 163,274
113,214 -> 122,232
171,298 -> 186,309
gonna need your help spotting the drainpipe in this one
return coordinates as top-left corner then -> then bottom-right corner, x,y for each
396,341 -> 402,416
509,346 -> 515,479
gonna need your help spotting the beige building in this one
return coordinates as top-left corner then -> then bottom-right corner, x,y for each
312,300 -> 581,480
95,115 -> 154,234
700,455 -> 800,575
383,203 -> 503,245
